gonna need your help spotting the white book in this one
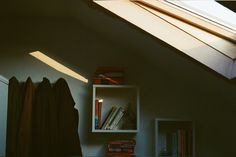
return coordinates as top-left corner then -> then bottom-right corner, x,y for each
113,118 -> 125,130
110,107 -> 125,130
101,106 -> 117,130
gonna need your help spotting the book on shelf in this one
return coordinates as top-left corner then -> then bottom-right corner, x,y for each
107,139 -> 136,157
101,106 -> 117,130
104,106 -> 121,130
106,152 -> 136,157
187,129 -> 193,157
108,139 -> 136,145
112,118 -> 124,130
101,106 -> 127,130
93,66 -> 125,85
95,98 -> 103,129
177,129 -> 187,157
108,107 -> 126,130
172,132 -> 178,157
95,99 -> 98,129
98,100 -> 102,128
166,129 -> 192,157
93,77 -> 124,85
108,148 -> 134,153
95,71 -> 124,78
108,144 -> 135,149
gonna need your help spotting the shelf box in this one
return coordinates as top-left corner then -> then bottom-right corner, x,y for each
92,85 -> 140,133
155,118 -> 195,157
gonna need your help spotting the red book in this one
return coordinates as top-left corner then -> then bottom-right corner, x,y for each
107,152 -> 135,157
108,139 -> 136,145
108,144 -> 135,149
93,77 -> 124,85
95,99 -> 99,129
108,148 -> 134,153
98,99 -> 102,128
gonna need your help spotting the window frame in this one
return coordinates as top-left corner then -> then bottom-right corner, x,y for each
134,0 -> 236,43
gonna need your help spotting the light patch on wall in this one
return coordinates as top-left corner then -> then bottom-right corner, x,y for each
29,51 -> 88,83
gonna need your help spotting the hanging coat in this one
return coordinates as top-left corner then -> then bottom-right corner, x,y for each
32,78 -> 60,157
17,77 -> 35,157
6,77 -> 23,157
53,78 -> 82,157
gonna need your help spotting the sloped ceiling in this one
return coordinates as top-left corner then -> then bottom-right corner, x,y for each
0,0 -> 236,80
0,0 -> 182,65
1,0 -> 235,55
0,0 -> 150,49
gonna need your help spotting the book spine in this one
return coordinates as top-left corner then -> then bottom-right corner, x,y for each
109,108 -> 125,130
101,107 -> 116,129
95,72 -> 124,78
98,100 -> 102,128
104,107 -> 119,130
172,132 -> 178,157
178,129 -> 182,157
107,153 -> 135,157
93,77 -> 124,85
108,139 -> 136,145
108,144 -> 135,149
182,129 -> 186,157
108,148 -> 134,153
113,118 -> 124,130
102,106 -> 117,130
188,129 -> 193,157
107,107 -> 121,130
95,99 -> 99,129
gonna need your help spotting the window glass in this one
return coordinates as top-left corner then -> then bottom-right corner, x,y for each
165,0 -> 236,31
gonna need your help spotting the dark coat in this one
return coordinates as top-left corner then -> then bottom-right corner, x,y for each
6,77 -> 23,157
53,78 -> 82,157
32,78 -> 59,157
6,77 -> 82,157
17,77 -> 35,157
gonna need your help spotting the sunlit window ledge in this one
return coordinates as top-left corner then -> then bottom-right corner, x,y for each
30,51 -> 88,83
94,0 -> 236,79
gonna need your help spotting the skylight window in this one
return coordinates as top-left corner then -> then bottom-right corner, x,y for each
134,0 -> 236,43
94,0 -> 236,79
165,0 -> 236,31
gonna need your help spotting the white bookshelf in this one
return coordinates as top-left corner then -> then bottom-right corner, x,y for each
155,118 -> 195,157
92,85 -> 140,133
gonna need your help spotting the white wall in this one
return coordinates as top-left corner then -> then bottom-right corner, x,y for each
0,76 -> 8,157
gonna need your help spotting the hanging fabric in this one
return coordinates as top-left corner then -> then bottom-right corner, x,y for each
32,78 -> 59,157
6,77 -> 82,157
17,77 -> 35,157
6,77 -> 23,157
53,78 -> 82,156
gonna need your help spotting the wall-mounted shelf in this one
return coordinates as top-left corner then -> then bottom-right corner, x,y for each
92,85 -> 140,133
155,118 -> 195,157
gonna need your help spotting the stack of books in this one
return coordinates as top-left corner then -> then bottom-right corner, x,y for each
101,106 -> 126,130
107,139 -> 136,157
93,66 -> 125,85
